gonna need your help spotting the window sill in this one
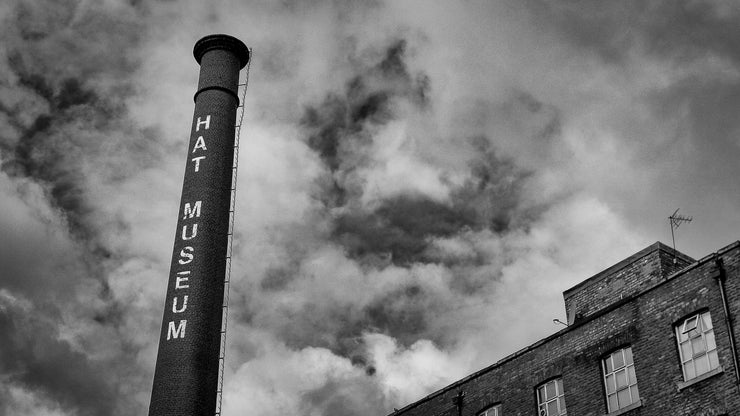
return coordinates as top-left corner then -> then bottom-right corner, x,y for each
676,366 -> 724,391
605,399 -> 642,416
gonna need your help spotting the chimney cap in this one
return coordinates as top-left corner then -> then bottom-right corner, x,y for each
194,34 -> 250,69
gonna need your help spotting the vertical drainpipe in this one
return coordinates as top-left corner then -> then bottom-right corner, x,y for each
148,34 -> 250,416
452,390 -> 465,416
713,256 -> 740,387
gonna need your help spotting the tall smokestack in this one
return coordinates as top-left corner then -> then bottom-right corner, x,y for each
148,34 -> 250,416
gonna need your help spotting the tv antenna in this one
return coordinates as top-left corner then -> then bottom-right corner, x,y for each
669,208 -> 692,262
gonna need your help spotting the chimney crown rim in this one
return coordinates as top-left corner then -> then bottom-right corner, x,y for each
194,34 -> 250,69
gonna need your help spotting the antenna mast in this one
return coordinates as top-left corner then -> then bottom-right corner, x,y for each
669,208 -> 692,262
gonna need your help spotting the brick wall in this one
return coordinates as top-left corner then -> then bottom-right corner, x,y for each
390,242 -> 740,416
563,242 -> 694,324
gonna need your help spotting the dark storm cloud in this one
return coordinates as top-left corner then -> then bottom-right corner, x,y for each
363,283 -> 430,344
645,78 -> 740,202
9,0 -> 142,79
0,301 -> 116,416
243,35 -> 540,379
521,0 -> 740,252
302,39 -> 429,175
262,278 -> 458,365
0,1 -> 154,241
331,146 -> 529,267
0,2 -> 168,415
2,70 -> 108,237
334,196 -> 477,265
301,39 -> 530,267
534,0 -> 740,64
278,282 -> 442,354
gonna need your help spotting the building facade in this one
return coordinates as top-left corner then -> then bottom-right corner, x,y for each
389,241 -> 740,416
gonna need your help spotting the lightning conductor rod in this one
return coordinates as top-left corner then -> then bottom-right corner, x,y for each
148,34 -> 250,416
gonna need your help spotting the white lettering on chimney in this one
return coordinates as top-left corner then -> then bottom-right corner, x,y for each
183,201 -> 202,219
195,115 -> 210,131
175,271 -> 190,289
190,156 -> 206,172
178,247 -> 194,265
167,320 -> 187,340
172,295 -> 188,313
192,136 -> 207,153
181,224 -> 198,240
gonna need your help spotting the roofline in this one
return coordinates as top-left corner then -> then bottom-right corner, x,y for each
387,240 -> 740,416
562,241 -> 694,298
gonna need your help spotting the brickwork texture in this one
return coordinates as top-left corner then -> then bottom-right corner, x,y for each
391,241 -> 740,416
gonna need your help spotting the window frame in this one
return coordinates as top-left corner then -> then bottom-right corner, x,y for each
675,310 -> 720,382
476,403 -> 501,416
536,377 -> 566,416
601,346 -> 640,413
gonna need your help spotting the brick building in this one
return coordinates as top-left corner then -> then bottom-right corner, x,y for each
389,241 -> 740,416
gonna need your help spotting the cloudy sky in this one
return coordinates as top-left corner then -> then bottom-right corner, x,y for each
1,0 -> 740,415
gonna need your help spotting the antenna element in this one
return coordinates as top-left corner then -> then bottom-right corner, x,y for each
669,208 -> 692,263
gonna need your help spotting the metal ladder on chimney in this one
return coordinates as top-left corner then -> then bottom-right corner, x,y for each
215,50 -> 251,416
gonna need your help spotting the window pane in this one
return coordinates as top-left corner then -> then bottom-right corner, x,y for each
677,326 -> 688,342
480,405 -> 500,416
546,381 -> 556,399
624,347 -> 633,365
538,386 -> 545,403
702,312 -> 713,329
706,331 -> 716,350
615,369 -> 628,389
680,341 -> 692,361
627,366 -> 636,385
612,351 -> 625,369
708,350 -> 719,370
548,400 -> 558,416
558,396 -> 566,412
685,360 -> 696,379
605,374 -> 615,393
692,336 -> 707,355
684,315 -> 699,333
617,388 -> 632,406
608,394 -> 618,412
556,378 -> 564,395
695,354 -> 710,376
631,384 -> 639,401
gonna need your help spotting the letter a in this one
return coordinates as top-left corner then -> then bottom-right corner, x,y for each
182,224 -> 198,240
172,295 -> 188,313
167,320 -> 187,340
192,136 -> 207,153
195,115 -> 211,131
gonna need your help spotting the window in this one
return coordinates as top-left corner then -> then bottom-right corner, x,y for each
536,378 -> 566,416
602,347 -> 640,412
676,311 -> 719,381
478,404 -> 501,416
